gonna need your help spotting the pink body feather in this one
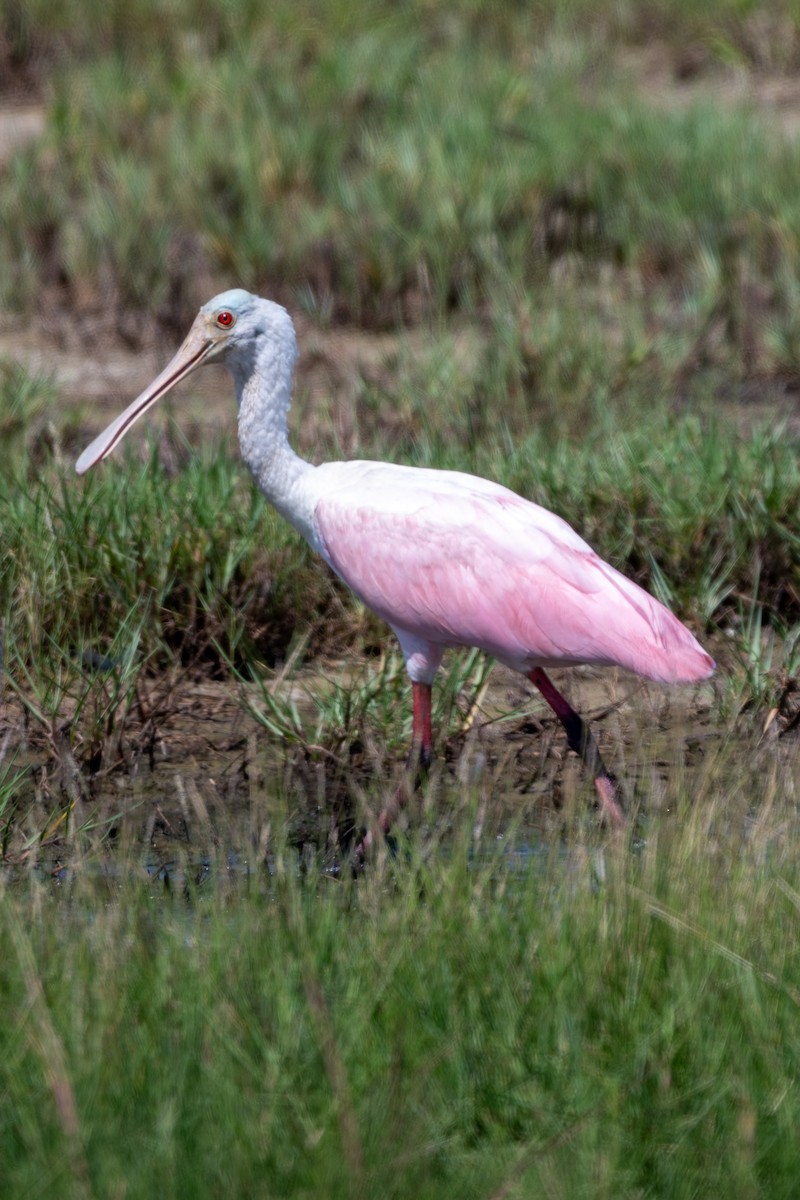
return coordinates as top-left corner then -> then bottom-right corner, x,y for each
312,461 -> 714,686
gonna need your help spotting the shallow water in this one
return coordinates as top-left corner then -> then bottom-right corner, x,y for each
3,654 -> 796,885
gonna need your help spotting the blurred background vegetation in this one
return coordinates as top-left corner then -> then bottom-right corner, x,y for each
4,0 -> 800,342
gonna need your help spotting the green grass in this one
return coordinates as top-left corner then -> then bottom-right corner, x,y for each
3,790 -> 800,1198
1,343 -> 797,836
2,359 -> 797,862
3,389 -> 797,675
6,0 -> 800,354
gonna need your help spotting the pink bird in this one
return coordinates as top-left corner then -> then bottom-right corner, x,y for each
77,290 -> 715,846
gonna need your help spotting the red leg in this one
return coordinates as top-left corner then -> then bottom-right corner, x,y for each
411,680 -> 433,772
353,681 -> 433,867
528,667 -> 625,827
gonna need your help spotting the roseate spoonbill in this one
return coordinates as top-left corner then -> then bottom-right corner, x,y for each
77,289 -> 714,842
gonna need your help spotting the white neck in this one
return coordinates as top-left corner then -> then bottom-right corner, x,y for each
227,313 -> 315,536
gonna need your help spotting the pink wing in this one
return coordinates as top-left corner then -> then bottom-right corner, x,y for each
311,462 -> 714,685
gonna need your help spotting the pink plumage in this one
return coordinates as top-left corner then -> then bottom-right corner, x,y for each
313,461 -> 713,686
76,290 -> 716,835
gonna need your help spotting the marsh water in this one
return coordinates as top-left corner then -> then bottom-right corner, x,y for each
6,649 -> 784,884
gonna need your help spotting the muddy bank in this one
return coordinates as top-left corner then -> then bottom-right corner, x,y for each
6,647 -> 796,874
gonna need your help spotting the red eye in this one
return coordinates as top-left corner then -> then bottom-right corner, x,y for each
216,310 -> 235,328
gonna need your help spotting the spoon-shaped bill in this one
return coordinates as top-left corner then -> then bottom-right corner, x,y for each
75,324 -> 213,475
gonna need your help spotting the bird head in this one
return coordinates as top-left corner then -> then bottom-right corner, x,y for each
75,288 -> 279,474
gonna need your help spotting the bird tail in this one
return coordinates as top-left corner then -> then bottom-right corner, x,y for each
619,591 -> 715,685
